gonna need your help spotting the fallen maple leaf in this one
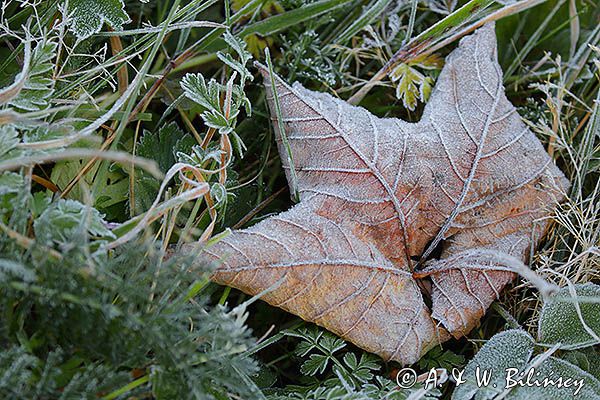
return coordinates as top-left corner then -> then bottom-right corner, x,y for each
181,23 -> 569,365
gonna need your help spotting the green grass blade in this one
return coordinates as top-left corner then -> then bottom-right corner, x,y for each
335,0 -> 394,44
238,0 -> 355,38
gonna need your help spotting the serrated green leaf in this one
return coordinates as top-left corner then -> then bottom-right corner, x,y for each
202,109 -> 232,133
131,174 -> 161,215
0,172 -> 24,220
33,199 -> 116,246
181,73 -> 221,112
67,0 -> 131,39
138,122 -> 191,173
538,283 -> 600,350
223,31 -> 252,64
419,346 -> 465,371
319,333 -> 346,355
29,192 -> 51,218
8,38 -> 57,111
342,352 -> 358,369
300,354 -> 329,376
342,353 -> 379,384
217,52 -> 252,83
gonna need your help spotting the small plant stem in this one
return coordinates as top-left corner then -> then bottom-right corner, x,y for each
102,375 -> 150,400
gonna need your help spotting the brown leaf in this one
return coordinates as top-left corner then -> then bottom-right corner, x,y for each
180,24 -> 569,365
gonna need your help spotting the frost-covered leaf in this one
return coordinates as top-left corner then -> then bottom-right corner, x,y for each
182,24 -> 568,364
0,172 -> 24,220
181,72 -> 248,134
452,329 -> 600,399
0,125 -> 19,159
319,334 -> 346,355
8,38 -> 57,111
301,353 -> 330,376
218,32 -> 253,84
133,122 -> 194,213
138,122 -> 193,173
509,356 -> 600,399
34,199 -> 116,246
452,329 -> 534,400
563,348 -> 600,381
538,283 -> 600,350
0,259 -> 36,283
67,0 -> 131,39
341,353 -> 380,383
181,73 -> 221,112
419,346 -> 465,371
0,172 -> 23,196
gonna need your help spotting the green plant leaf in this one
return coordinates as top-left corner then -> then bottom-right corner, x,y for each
50,160 -> 129,212
419,346 -> 465,371
319,333 -> 346,355
563,348 -> 600,381
341,353 -> 379,383
538,283 -> 600,350
67,0 -> 131,39
33,199 -> 116,246
453,329 -> 600,399
452,329 -> 534,400
181,73 -> 222,112
8,38 -> 56,111
0,172 -> 24,221
238,0 -> 355,39
0,125 -> 19,159
288,327 -> 324,357
300,354 -> 330,376
0,172 -> 23,196
0,259 -> 35,283
138,122 -> 192,173
509,356 -> 600,399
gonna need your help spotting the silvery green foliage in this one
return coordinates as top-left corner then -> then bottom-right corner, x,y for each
452,329 -> 600,399
33,199 -> 116,247
217,31 -> 254,85
0,172 -> 24,221
452,329 -> 534,400
0,258 -> 35,283
509,356 -> 600,399
538,283 -> 600,349
0,125 -> 20,160
133,122 -> 194,212
181,31 -> 252,158
0,172 -> 22,194
138,122 -> 194,173
563,348 -> 600,383
8,38 -> 57,111
181,32 -> 252,135
67,0 -> 131,39
0,347 -> 128,399
267,327 -> 440,400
